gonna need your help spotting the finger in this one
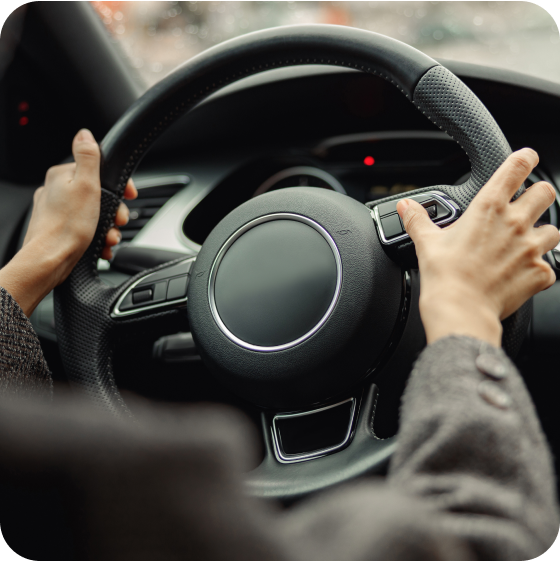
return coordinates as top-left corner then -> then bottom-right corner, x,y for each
478,148 -> 539,204
531,260 -> 557,295
72,129 -> 101,187
115,203 -> 129,227
534,224 -> 560,255
397,199 -> 440,249
105,227 -> 122,247
542,262 -> 557,291
33,186 -> 44,204
511,181 -> 556,225
101,246 -> 114,261
124,179 -> 138,200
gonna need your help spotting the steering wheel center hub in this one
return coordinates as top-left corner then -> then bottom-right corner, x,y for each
209,214 -> 342,351
188,188 -> 403,409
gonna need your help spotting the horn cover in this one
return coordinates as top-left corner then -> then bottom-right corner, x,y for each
209,214 -> 342,351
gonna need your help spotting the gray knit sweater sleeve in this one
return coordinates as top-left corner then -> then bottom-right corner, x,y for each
278,336 -> 559,561
387,335 -> 559,560
0,286 -> 52,399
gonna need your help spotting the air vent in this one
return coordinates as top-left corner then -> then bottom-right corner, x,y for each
121,175 -> 190,241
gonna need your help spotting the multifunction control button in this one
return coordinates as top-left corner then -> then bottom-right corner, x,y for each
380,214 -> 403,239
132,288 -> 153,304
167,275 -> 189,301
371,191 -> 460,245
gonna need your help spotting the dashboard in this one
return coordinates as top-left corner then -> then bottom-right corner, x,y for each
182,132 -> 472,246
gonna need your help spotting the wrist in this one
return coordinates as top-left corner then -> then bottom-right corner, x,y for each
0,241 -> 68,317
419,291 -> 503,348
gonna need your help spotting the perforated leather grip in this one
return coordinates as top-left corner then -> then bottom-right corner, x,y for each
54,25 -> 527,415
365,65 -> 518,212
414,65 -> 513,207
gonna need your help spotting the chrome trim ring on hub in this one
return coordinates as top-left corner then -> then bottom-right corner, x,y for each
208,213 -> 343,352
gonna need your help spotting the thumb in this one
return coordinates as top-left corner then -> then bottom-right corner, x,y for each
72,129 -> 101,185
397,199 -> 439,247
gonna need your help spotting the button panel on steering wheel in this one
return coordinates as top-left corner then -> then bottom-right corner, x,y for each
371,191 -> 461,245
111,257 -> 195,318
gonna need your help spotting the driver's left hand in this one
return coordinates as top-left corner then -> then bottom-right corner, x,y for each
24,128 -> 137,264
0,129 -> 137,317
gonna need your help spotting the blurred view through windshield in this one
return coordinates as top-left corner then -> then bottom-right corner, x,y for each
90,1 -> 560,88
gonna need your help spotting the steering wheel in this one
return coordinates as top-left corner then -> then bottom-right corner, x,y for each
54,25 -> 530,501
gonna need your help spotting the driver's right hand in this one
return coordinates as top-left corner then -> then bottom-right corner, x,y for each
397,148 -> 560,347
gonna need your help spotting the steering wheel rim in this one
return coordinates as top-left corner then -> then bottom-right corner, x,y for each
54,24 -> 530,497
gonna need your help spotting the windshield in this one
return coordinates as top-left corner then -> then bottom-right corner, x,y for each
90,1 -> 560,88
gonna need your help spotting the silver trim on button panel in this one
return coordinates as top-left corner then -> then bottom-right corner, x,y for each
111,257 -> 196,318
271,398 -> 357,464
208,213 -> 343,352
371,191 -> 459,245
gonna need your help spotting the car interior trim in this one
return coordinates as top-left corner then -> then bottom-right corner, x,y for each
131,167 -> 229,254
133,174 -> 191,191
130,130 -> 463,259
193,59 -> 560,112
313,129 -> 453,154
271,397 -> 358,463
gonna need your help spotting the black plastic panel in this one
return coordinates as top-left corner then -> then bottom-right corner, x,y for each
276,400 -> 353,456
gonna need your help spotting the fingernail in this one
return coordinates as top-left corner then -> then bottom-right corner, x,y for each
77,128 -> 95,143
117,231 -> 122,243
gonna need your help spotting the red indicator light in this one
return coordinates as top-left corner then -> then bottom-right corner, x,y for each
19,116 -> 29,126
18,101 -> 29,112
363,156 -> 375,166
